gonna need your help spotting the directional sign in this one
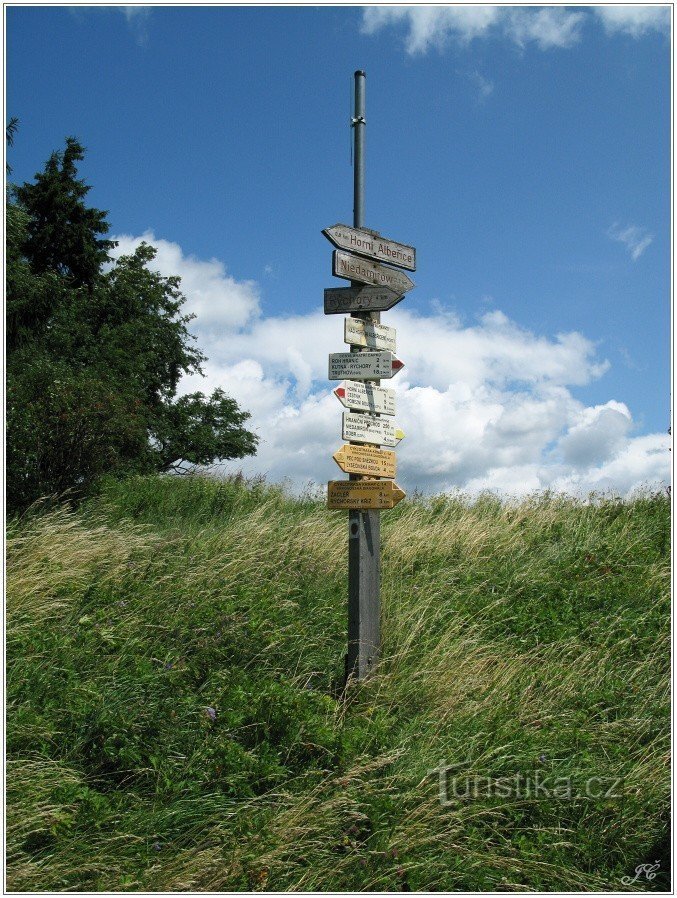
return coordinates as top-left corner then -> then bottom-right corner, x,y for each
327,479 -> 406,510
345,317 -> 396,352
323,224 -> 416,271
333,443 -> 397,478
333,251 -> 415,295
324,285 -> 404,315
343,412 -> 405,448
334,380 -> 396,416
328,351 -> 404,381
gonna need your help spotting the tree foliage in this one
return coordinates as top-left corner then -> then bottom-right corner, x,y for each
15,138 -> 117,289
7,137 -> 258,512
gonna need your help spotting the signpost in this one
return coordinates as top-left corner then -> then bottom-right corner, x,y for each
328,351 -> 404,381
345,316 -> 396,352
323,70 -> 416,682
333,380 -> 396,416
342,412 -> 404,447
323,224 -> 416,271
333,443 -> 397,478
327,479 -> 406,510
324,285 -> 404,314
333,250 -> 415,295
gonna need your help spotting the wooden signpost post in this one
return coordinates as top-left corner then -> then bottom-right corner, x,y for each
323,70 -> 416,682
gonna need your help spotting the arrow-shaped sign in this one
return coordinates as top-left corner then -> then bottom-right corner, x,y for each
333,444 -> 397,478
345,317 -> 396,352
333,250 -> 415,295
334,380 -> 396,416
328,351 -> 404,381
343,412 -> 404,448
324,285 -> 404,315
327,479 -> 406,510
323,224 -> 416,271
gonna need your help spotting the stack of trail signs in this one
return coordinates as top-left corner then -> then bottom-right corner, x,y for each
323,223 -> 415,509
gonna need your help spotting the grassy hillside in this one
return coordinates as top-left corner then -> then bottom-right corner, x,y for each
6,475 -> 670,891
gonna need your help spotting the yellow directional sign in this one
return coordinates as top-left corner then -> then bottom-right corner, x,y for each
327,479 -> 406,510
333,443 -> 397,478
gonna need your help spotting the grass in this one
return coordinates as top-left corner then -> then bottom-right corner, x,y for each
5,474 -> 671,891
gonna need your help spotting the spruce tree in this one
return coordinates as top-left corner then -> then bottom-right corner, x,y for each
7,137 -> 258,511
15,137 -> 116,288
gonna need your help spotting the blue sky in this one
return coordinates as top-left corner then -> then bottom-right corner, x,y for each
6,4 -> 671,495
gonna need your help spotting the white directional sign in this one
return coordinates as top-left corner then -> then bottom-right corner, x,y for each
324,285 -> 404,314
333,250 -> 415,295
333,380 -> 396,416
343,412 -> 405,448
328,351 -> 404,381
344,317 -> 396,352
323,224 -> 416,271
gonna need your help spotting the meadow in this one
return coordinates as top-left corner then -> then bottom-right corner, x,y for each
6,475 -> 670,891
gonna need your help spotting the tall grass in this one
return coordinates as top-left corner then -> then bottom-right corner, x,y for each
6,475 -> 670,891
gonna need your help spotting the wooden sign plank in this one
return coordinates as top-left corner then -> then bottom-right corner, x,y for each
322,224 -> 416,271
345,317 -> 396,352
333,380 -> 396,416
328,351 -> 404,381
327,479 -> 406,510
343,412 -> 404,448
332,250 -> 415,295
333,444 -> 396,478
324,285 -> 404,314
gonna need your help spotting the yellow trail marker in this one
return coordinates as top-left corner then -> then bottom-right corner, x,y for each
327,479 -> 406,510
333,443 -> 397,478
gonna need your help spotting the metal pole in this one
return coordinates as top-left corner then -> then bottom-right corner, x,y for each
347,70 -> 381,682
353,71 -> 366,230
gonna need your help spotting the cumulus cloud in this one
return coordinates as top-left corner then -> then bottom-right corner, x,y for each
557,401 -> 633,467
504,7 -> 585,49
361,6 -> 585,54
593,5 -> 671,37
110,232 -> 670,498
361,5 -> 668,54
112,232 -> 261,332
607,223 -> 654,261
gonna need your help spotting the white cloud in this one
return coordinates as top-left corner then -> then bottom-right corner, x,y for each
504,7 -> 585,49
111,232 -> 261,332
549,433 -> 671,497
607,222 -> 654,261
361,6 -> 584,54
557,401 -> 632,467
361,6 -> 502,54
121,7 -> 149,23
109,232 -> 670,498
361,5 -> 668,54
468,70 -> 494,99
118,6 -> 151,45
593,5 -> 671,38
